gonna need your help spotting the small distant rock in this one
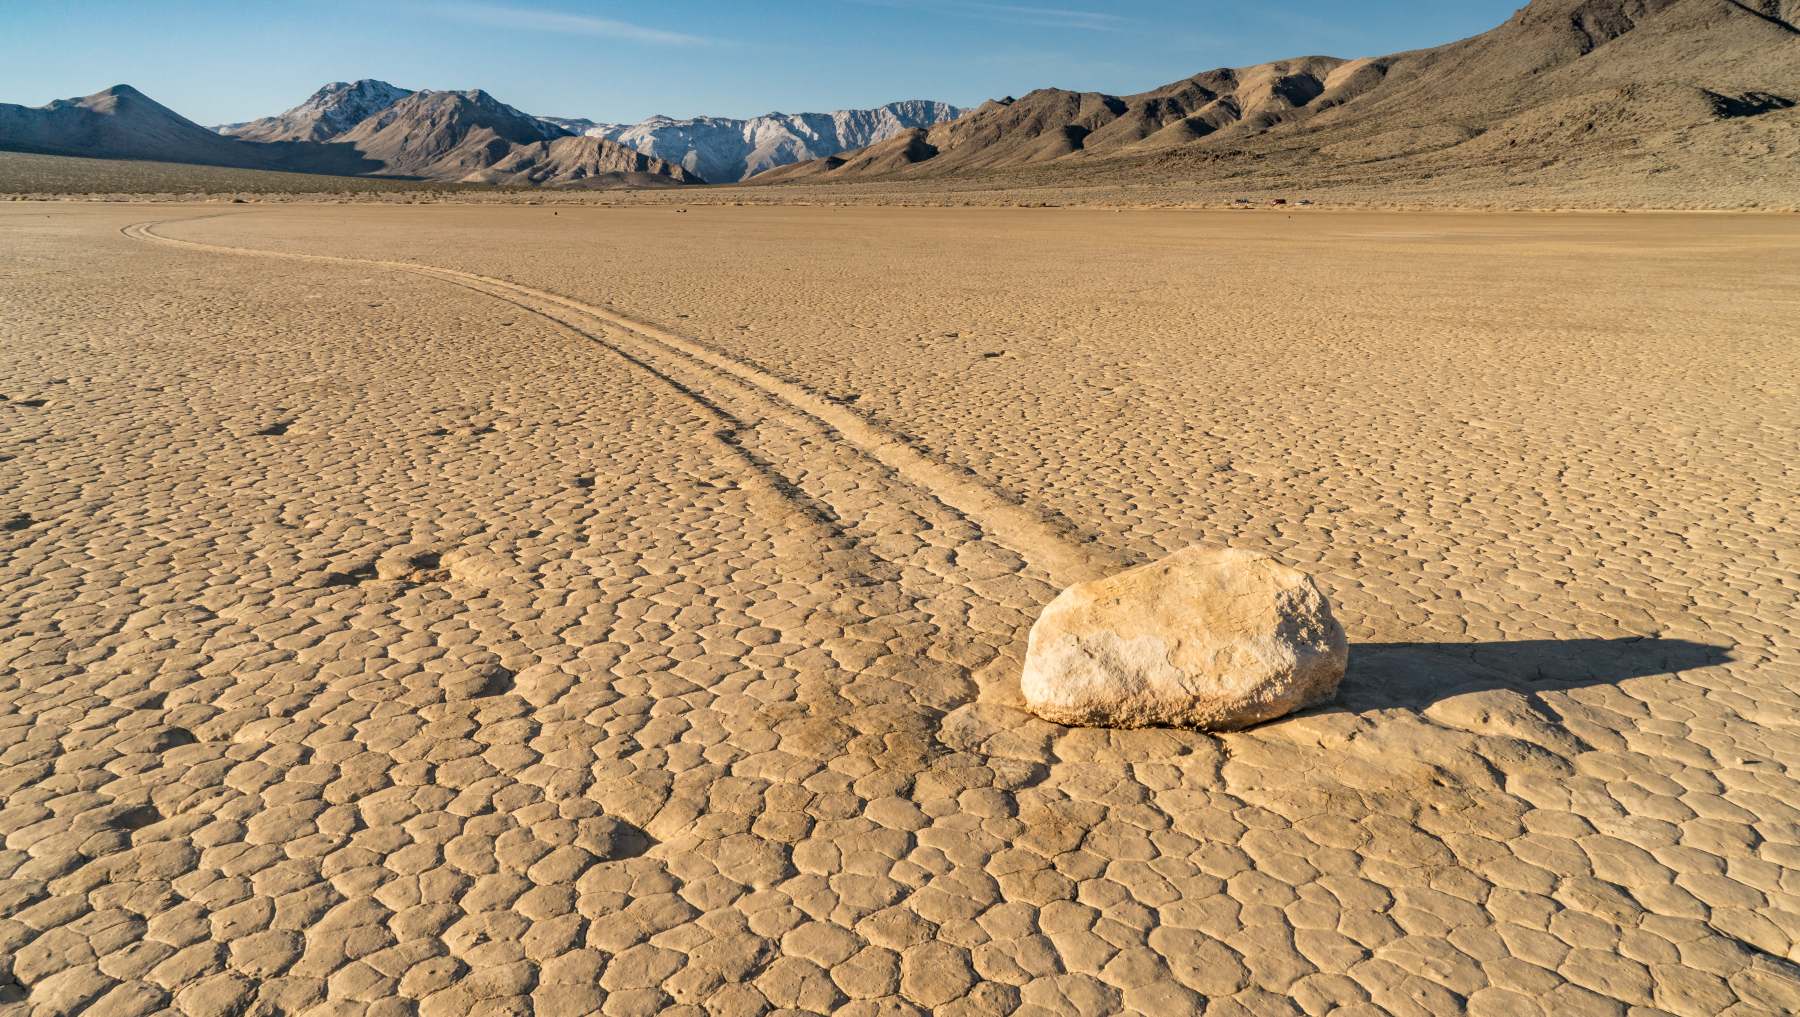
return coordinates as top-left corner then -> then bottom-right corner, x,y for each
443,661 -> 514,700
513,662 -> 577,707
376,543 -> 440,580
445,548 -> 512,588
577,814 -> 649,860
1021,546 -> 1347,730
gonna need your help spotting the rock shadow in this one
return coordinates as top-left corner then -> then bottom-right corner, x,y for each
597,817 -> 655,862
1334,636 -> 1731,714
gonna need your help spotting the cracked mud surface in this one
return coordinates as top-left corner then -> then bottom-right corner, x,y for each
2,204 -> 1798,1016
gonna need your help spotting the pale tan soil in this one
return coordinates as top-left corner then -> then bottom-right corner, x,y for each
3,203 -> 1798,1017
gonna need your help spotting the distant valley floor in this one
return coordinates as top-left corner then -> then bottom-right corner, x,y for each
5,131 -> 1797,210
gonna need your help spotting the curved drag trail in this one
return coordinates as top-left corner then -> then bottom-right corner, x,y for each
123,216 -> 1126,591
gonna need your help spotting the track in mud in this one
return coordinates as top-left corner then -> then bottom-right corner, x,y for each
122,216 -> 1127,592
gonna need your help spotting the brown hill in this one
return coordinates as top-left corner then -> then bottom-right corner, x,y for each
334,89 -> 567,179
0,85 -> 379,176
752,0 -> 1800,196
335,89 -> 694,184
466,135 -> 702,187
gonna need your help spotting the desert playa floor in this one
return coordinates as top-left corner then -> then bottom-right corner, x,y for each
2,203 -> 1798,1017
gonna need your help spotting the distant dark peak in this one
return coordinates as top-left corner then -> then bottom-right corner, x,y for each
103,84 -> 145,98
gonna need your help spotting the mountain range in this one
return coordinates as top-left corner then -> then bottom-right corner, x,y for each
214,81 -> 961,185
218,86 -> 963,184
567,103 -> 965,183
0,82 -> 697,187
758,0 -> 1800,191
1,0 -> 1795,199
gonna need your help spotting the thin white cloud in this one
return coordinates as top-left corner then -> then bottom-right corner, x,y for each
966,3 -> 1127,32
851,0 -> 1129,32
436,3 -> 716,46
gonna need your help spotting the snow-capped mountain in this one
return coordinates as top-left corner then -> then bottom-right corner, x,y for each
559,101 -> 965,183
218,79 -> 414,143
535,116 -> 602,135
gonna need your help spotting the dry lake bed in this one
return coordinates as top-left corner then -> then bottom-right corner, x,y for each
3,203 -> 1798,1016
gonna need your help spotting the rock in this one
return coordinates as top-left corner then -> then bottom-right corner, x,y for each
444,548 -> 513,589
376,543 -> 440,580
1021,546 -> 1347,730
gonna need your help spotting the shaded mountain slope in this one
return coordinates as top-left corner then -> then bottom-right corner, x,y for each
0,85 -> 382,176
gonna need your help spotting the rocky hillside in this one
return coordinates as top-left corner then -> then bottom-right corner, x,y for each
467,135 -> 703,187
334,89 -> 568,179
756,0 -> 1800,196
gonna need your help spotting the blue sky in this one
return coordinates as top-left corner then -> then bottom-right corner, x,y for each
2,1 -> 1521,124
